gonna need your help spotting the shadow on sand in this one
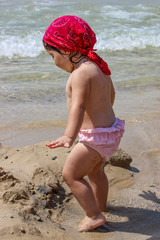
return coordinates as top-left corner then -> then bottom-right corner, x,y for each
90,190 -> 160,238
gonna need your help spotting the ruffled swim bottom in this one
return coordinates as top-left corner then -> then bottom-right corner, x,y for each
78,118 -> 125,162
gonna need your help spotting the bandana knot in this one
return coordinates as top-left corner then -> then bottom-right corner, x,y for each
87,49 -> 97,60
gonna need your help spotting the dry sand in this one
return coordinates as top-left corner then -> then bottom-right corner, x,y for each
0,86 -> 160,240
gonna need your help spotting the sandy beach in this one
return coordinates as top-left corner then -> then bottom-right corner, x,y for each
0,83 -> 160,240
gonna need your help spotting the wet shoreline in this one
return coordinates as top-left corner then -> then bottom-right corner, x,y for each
1,81 -> 159,148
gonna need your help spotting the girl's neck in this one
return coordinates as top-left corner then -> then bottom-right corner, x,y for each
73,56 -> 88,70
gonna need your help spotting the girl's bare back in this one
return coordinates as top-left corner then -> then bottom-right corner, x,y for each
66,59 -> 115,130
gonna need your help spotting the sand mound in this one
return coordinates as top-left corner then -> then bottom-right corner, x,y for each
1,166 -> 72,224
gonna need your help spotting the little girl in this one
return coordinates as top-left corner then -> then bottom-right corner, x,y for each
43,15 -> 125,232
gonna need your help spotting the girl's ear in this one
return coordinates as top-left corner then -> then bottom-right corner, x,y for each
60,50 -> 72,56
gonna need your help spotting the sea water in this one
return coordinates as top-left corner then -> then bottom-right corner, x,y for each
0,0 -> 160,146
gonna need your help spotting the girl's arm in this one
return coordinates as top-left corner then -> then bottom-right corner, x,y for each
46,70 -> 90,148
110,78 -> 115,106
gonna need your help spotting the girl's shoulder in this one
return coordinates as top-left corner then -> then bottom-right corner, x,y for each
73,60 -> 100,78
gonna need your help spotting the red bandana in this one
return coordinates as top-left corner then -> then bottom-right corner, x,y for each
43,15 -> 111,75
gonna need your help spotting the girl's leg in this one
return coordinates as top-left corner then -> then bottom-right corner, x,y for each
88,161 -> 108,212
62,142 -> 106,231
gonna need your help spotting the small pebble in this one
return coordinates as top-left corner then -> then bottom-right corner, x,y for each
34,215 -> 42,222
52,156 -> 57,160
58,224 -> 65,231
20,228 -> 26,234
4,156 -> 8,159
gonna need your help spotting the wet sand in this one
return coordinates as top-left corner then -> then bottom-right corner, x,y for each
0,83 -> 160,240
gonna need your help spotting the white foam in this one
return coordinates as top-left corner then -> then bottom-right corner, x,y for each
0,32 -> 43,59
1,27 -> 159,59
96,28 -> 160,51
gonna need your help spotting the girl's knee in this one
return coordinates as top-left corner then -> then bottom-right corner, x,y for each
62,168 -> 74,186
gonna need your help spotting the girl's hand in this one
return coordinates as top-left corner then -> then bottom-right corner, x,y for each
45,136 -> 73,149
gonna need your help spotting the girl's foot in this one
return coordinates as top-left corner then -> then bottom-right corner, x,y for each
78,214 -> 106,232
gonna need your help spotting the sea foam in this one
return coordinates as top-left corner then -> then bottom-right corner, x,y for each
0,26 -> 159,59
96,28 -> 160,51
0,32 -> 43,59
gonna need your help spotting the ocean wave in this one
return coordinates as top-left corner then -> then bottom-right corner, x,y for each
0,32 -> 43,59
0,2 -> 160,59
0,28 -> 159,59
96,28 -> 160,51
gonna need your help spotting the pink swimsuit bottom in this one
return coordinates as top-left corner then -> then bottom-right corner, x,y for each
78,118 -> 125,162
